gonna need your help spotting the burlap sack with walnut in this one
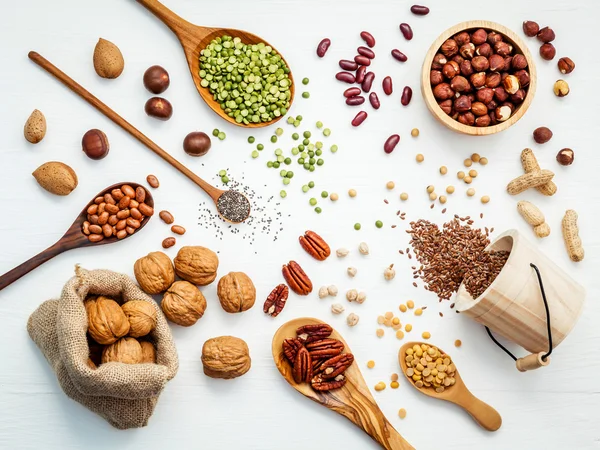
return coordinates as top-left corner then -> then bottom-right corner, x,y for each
27,267 -> 179,429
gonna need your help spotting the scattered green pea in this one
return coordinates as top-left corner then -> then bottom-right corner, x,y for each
296,115 -> 303,121
283,178 -> 290,185
303,163 -> 310,170
280,190 -> 287,198
221,175 -> 229,184
284,157 -> 292,165
302,77 -> 309,85
315,141 -> 323,149
248,136 -> 255,143
212,128 -> 220,137
298,144 -> 305,151
274,149 -> 283,156
302,185 -> 309,193
218,132 -> 226,140
271,135 -> 278,143
315,149 -> 322,156
309,158 -> 316,165
251,150 -> 259,158
315,207 -> 322,214
376,220 -> 383,228
308,181 -> 315,188
273,161 -> 280,168
309,165 -> 315,172
354,223 -> 361,230
323,128 -> 331,137
307,143 -> 315,151
302,138 -> 309,146
301,152 -> 308,158
291,147 -> 299,155
277,155 -> 284,163
302,92 -> 310,99
308,151 -> 315,158
321,191 -> 328,198
286,171 -> 294,178
316,121 -> 323,129
287,116 -> 294,124
298,158 -> 305,164
218,169 -> 227,177
303,131 -> 311,139
280,169 -> 287,177
257,143 -> 264,151
309,198 -> 317,206
275,127 -> 284,136
267,161 -> 273,168
317,159 -> 324,166
293,120 -> 301,127
292,133 -> 299,140
330,145 -> 338,153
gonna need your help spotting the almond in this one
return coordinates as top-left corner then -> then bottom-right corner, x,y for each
24,109 -> 46,144
32,161 -> 78,196
93,38 -> 124,79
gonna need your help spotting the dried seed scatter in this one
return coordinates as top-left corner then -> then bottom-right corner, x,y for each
406,217 -> 509,301
217,190 -> 251,223
404,343 -> 456,392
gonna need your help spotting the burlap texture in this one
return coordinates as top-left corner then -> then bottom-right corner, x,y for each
27,267 -> 179,429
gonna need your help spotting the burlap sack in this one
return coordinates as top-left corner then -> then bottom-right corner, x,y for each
27,267 -> 179,429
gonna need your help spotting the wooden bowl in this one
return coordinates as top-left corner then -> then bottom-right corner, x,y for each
421,20 -> 537,136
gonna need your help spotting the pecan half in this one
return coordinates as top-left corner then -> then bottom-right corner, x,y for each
320,353 -> 354,380
282,338 -> 304,363
299,230 -> 331,261
311,374 -> 347,391
282,261 -> 313,296
296,324 -> 332,342
293,347 -> 313,384
305,338 -> 344,358
312,358 -> 327,374
263,284 -> 289,317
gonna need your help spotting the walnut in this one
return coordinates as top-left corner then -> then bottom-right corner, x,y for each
140,341 -> 157,363
201,336 -> 251,379
101,337 -> 143,364
134,251 -> 175,294
173,246 -> 219,286
121,300 -> 157,338
217,272 -> 256,313
162,281 -> 207,326
85,296 -> 130,345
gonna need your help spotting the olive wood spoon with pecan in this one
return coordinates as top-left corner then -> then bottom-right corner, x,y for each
399,341 -> 502,432
273,318 -> 414,450
0,182 -> 153,292
136,0 -> 294,128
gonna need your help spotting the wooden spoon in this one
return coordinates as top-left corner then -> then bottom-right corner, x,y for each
272,317 -> 414,450
28,51 -> 250,224
136,0 -> 294,128
398,341 -> 502,432
0,182 -> 153,292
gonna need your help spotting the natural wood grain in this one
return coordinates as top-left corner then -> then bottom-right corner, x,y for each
421,20 -> 537,136
0,182 -> 152,292
273,318 -> 413,450
399,341 -> 502,432
27,52 -> 249,223
136,0 -> 294,128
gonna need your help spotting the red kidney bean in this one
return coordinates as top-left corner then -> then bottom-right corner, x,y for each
410,4 -> 430,15
384,135 -> 400,154
344,87 -> 362,98
399,23 -> 413,40
369,92 -> 380,109
317,38 -> 331,57
351,111 -> 368,127
339,59 -> 358,71
401,86 -> 413,106
362,72 -> 375,92
335,72 -> 356,83
356,65 -> 367,84
357,46 -> 375,59
382,76 -> 393,95
354,55 -> 371,66
346,96 -> 365,106
391,49 -> 408,62
360,31 -> 376,48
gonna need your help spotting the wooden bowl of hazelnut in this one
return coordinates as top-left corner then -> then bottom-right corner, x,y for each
421,20 -> 536,136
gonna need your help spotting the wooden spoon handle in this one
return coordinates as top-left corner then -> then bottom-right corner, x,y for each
27,51 -> 223,204
136,0 -> 195,37
0,242 -> 65,292
453,390 -> 502,432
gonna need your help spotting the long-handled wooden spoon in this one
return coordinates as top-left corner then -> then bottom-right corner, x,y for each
28,51 -> 250,224
136,0 -> 294,128
273,318 -> 414,450
399,341 -> 502,432
0,182 -> 152,292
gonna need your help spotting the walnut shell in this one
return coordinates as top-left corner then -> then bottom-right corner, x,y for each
217,272 -> 256,313
162,281 -> 207,326
121,300 -> 157,338
102,337 -> 143,364
134,251 -> 175,294
173,246 -> 219,286
140,341 -> 157,363
201,336 -> 251,379
85,296 -> 130,345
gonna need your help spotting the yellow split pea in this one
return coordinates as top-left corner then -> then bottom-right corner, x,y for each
399,304 -> 407,312
367,360 -> 376,368
406,300 -> 415,309
398,408 -> 407,419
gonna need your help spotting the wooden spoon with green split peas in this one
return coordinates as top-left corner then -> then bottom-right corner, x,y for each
136,0 -> 295,127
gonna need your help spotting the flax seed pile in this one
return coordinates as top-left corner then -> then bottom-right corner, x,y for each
406,216 -> 509,301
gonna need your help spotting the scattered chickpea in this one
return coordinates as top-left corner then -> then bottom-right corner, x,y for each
429,192 -> 437,201
398,408 -> 407,419
457,171 -> 465,180
405,324 -> 413,332
385,311 -> 394,320
411,128 -> 419,137
446,185 -> 455,194
406,300 -> 415,309
377,316 -> 385,324
464,175 -> 473,184
479,157 -> 488,165
455,339 -> 462,347
426,185 -> 435,194
391,373 -> 399,382
471,153 -> 481,163
464,158 -> 473,167
399,304 -> 407,312
330,192 -> 339,201
481,195 -> 490,204
376,328 -> 385,338
414,308 -> 423,316
348,188 -> 357,198
386,181 -> 395,190
374,382 -> 386,391
416,154 -> 424,163
439,166 -> 448,175
469,169 -> 478,178
396,330 -> 405,339
422,331 -> 431,339
392,317 -> 400,325
467,188 -> 476,197
400,192 -> 409,201
390,381 -> 400,389
439,195 -> 447,204
367,360 -> 376,369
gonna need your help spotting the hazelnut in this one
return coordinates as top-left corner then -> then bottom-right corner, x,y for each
510,89 -> 526,104
121,300 -> 157,337
489,110 -> 497,124
476,88 -> 494,104
537,26 -> 555,43
430,70 -> 444,85
102,337 -> 143,365
86,296 -> 130,345
432,53 -> 448,70
471,56 -> 490,72
553,79 -> 570,97
143,65 -> 170,94
502,102 -> 515,113
162,280 -> 207,326
433,83 -> 455,100
540,43 -> 556,61
81,129 -> 110,160
451,55 -> 465,65
523,21 -> 540,37
489,54 -> 505,72
514,69 -> 531,87
485,72 -> 502,88
503,56 -> 514,71
457,112 -> 475,126
217,272 -> 256,313
558,57 -> 575,74
471,29 -> 488,45
487,31 -> 503,45
174,246 -> 219,286
512,54 -> 528,70
134,251 -> 175,295
450,75 -> 470,92
439,99 -> 453,115
442,62 -> 459,79
144,97 -> 173,121
470,72 -> 486,89
476,43 -> 493,57
201,336 -> 251,379
556,148 -> 574,166
460,60 -> 474,76
183,131 -> 211,157
441,39 -> 459,57
494,41 -> 513,57
494,87 -> 509,102
503,75 -> 520,94
475,114 -> 491,127
486,100 -> 498,111
454,95 -> 472,112
533,126 -> 553,144
454,31 -> 471,46
471,102 -> 488,116
466,93 -> 476,102
496,105 -> 512,122
459,43 -> 475,59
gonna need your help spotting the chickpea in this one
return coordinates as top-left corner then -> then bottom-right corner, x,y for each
367,360 -> 376,369
481,195 -> 490,204
400,192 -> 408,201
439,166 -> 448,175
471,153 -> 481,163
464,175 -> 473,184
399,304 -> 407,312
386,181 -> 395,190
416,153 -> 424,163
467,188 -> 476,197
406,300 -> 414,309
480,157 -> 489,165
411,128 -> 419,137
429,192 -> 437,201
469,169 -> 478,178
426,185 -> 435,193
439,195 -> 447,204
457,171 -> 465,180
464,158 -> 473,167
348,189 -> 357,197
330,192 -> 339,201
446,185 -> 455,194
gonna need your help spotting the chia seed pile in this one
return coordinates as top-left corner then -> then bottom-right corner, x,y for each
217,189 -> 251,223
406,216 -> 509,302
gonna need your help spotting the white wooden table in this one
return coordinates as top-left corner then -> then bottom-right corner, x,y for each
0,0 -> 597,448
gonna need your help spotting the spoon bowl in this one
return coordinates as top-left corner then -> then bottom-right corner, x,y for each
399,341 -> 502,431
272,317 -> 413,450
